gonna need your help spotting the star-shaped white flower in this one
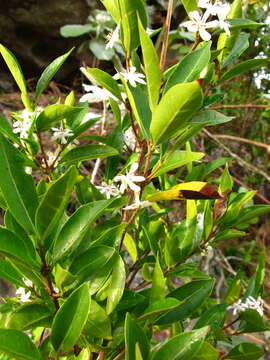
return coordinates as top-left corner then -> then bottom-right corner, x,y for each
51,126 -> 74,145
228,296 -> 264,317
183,10 -> 219,41
124,199 -> 152,210
96,181 -> 122,199
80,84 -> 118,103
114,162 -> 145,194
16,278 -> 33,303
114,66 -> 146,88
106,24 -> 120,49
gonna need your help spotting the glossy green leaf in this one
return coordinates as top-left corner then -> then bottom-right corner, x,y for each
35,166 -> 78,244
60,144 -> 119,165
138,16 -> 161,111
83,299 -> 112,339
224,343 -> 263,360
125,313 -> 150,360
220,59 -> 269,82
191,342 -> 219,360
217,0 -> 242,64
181,0 -> 198,13
239,309 -> 267,333
0,135 -> 38,234
213,229 -> 246,243
51,283 -> 90,353
106,255 -> 126,314
0,228 -> 37,269
155,279 -> 214,325
228,18 -> 265,30
142,298 -> 180,319
187,110 -> 234,126
151,326 -> 209,360
150,81 -> 203,145
35,48 -> 73,101
164,42 -> 211,92
60,24 -> 93,37
153,151 -> 204,177
118,0 -> 148,56
0,259 -> 24,287
53,198 -> 115,263
82,67 -> 122,100
123,232 -> 138,263
194,304 -> 226,332
36,104 -> 82,132
222,32 -> 249,68
69,245 -> 116,284
0,329 -> 42,360
233,205 -> 270,226
0,114 -> 21,145
219,163 -> 233,193
8,303 -> 52,330
150,257 -> 166,304
101,0 -> 120,22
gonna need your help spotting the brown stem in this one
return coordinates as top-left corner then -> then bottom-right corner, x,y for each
223,316 -> 240,330
112,349 -> 125,360
212,134 -> 270,153
37,133 -> 51,178
159,0 -> 174,72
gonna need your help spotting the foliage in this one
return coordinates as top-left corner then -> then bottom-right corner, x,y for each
0,0 -> 269,359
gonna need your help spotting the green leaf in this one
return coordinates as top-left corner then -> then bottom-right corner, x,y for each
0,114 -> 21,145
36,104 -> 82,132
60,144 -> 119,165
164,42 -> 211,92
83,299 -> 112,339
239,309 -> 267,333
125,313 -> 150,360
106,255 -> 126,314
194,304 -> 226,332
82,67 -> 122,101
191,342 -> 219,360
0,329 -> 42,360
118,0 -> 148,56
0,228 -> 38,268
138,16 -> 161,111
213,229 -> 246,242
151,327 -> 209,360
150,257 -> 166,304
35,166 -> 78,244
51,283 -> 90,353
0,135 -> 38,234
233,205 -> 270,226
8,303 -> 52,331
220,59 -> 269,82
101,0 -> 120,22
221,32 -> 249,68
150,81 -> 203,145
35,48 -> 73,101
69,245 -> 116,285
123,232 -> 138,263
0,259 -> 24,287
181,0 -> 198,14
0,44 -> 31,110
155,279 -> 214,325
219,163 -> 233,193
224,343 -> 263,360
60,24 -> 93,37
228,18 -> 265,30
153,151 -> 204,177
89,38 -> 114,61
187,110 -> 234,126
53,198 -> 116,263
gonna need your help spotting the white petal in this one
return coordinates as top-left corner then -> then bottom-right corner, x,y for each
199,28 -> 212,41
127,180 -> 141,192
129,162 -> 139,174
189,10 -> 201,22
205,20 -> 219,28
130,175 -> 145,182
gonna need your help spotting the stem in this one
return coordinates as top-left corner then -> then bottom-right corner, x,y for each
112,349 -> 125,360
223,316 -> 240,330
210,104 -> 270,110
159,0 -> 174,72
212,134 -> 270,153
37,133 -> 51,178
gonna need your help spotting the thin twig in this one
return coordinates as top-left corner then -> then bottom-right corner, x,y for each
159,0 -> 174,72
209,104 -> 270,110
203,129 -> 270,182
213,134 -> 270,153
112,349 -> 125,360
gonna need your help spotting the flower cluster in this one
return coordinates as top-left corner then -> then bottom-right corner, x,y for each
13,107 -> 43,139
182,0 -> 230,41
228,296 -> 264,317
114,66 -> 146,88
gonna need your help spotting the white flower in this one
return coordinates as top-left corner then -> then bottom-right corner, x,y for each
23,278 -> 33,287
114,66 -> 146,88
106,24 -> 120,49
114,162 -> 145,194
80,84 -> 118,103
124,200 -> 152,210
96,181 -> 122,199
228,296 -> 264,317
81,111 -> 101,124
182,10 -> 219,41
218,18 -> 231,36
245,296 -> 264,317
123,127 -> 136,150
16,287 -> 31,303
51,126 -> 74,145
13,108 -> 43,138
53,287 -> 60,294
